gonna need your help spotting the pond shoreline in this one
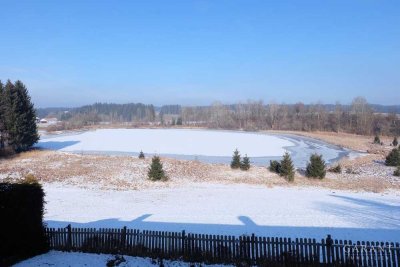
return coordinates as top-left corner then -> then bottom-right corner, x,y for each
37,128 -> 353,168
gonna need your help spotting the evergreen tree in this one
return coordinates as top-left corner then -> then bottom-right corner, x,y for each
269,160 -> 281,173
306,154 -> 327,179
373,135 -> 381,144
393,136 -> 398,147
230,149 -> 241,169
240,154 -> 250,170
148,156 -> 167,181
279,152 -> 295,181
4,81 -> 39,152
138,150 -> 145,159
0,80 -> 5,150
176,117 -> 183,125
385,148 -> 400,166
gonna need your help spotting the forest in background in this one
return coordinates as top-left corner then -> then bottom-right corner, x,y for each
37,97 -> 400,136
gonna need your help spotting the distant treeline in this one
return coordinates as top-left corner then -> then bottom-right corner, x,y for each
182,98 -> 400,136
39,97 -> 400,136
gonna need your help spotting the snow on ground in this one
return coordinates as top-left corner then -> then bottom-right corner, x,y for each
38,128 -> 294,157
14,251 -> 229,267
44,183 -> 400,242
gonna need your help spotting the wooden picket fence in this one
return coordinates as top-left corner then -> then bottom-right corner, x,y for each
45,226 -> 400,266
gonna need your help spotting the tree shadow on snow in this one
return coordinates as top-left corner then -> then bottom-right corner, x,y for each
315,194 -> 400,229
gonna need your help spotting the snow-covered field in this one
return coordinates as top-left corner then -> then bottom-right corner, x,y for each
14,251 -> 228,267
44,183 -> 400,242
38,129 -> 348,167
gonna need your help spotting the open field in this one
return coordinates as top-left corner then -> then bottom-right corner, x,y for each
44,183 -> 400,241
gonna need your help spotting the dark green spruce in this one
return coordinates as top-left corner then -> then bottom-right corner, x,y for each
240,154 -> 250,170
279,152 -> 295,181
230,149 -> 241,169
306,154 -> 326,179
3,80 -> 39,152
148,156 -> 167,181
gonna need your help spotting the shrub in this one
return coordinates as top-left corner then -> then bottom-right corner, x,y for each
148,156 -> 167,181
230,149 -> 241,169
328,164 -> 342,173
240,154 -> 250,170
138,150 -> 145,159
385,148 -> 400,166
306,154 -> 326,179
269,160 -> 281,173
373,135 -> 381,144
393,136 -> 398,147
280,152 -> 295,182
394,166 -> 400,176
0,182 -> 48,266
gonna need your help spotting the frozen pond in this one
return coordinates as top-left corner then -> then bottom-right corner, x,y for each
38,129 -> 350,167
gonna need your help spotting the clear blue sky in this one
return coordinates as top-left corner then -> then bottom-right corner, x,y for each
1,0 -> 399,107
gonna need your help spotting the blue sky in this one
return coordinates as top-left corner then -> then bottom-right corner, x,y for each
1,0 -> 399,107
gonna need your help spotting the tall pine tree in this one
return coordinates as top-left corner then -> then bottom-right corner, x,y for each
4,80 -> 39,152
280,152 -> 295,181
0,80 -> 5,150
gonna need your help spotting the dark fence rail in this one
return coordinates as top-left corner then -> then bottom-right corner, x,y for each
45,225 -> 400,266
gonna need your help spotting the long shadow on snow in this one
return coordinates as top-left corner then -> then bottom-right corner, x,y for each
315,194 -> 400,229
46,214 -> 400,242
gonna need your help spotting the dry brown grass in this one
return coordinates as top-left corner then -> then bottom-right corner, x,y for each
265,130 -> 395,154
1,149 -> 398,193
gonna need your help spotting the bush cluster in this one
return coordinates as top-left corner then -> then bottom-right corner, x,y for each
0,179 -> 48,265
373,135 -> 381,145
269,152 -> 295,182
393,136 -> 398,147
328,164 -> 342,173
138,150 -> 145,159
394,166 -> 400,177
385,148 -> 400,166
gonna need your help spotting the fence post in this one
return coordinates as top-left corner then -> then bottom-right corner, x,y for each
181,230 -> 186,257
121,226 -> 127,252
326,234 -> 333,266
66,224 -> 72,252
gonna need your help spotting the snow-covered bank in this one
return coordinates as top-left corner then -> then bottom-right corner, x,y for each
14,251 -> 229,267
43,183 -> 400,242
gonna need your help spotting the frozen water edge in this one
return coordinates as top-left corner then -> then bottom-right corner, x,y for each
43,183 -> 400,242
37,129 -> 351,168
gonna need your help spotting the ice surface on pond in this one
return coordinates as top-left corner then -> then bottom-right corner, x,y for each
38,129 -> 349,167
